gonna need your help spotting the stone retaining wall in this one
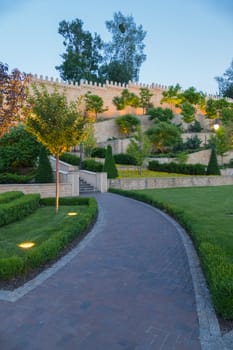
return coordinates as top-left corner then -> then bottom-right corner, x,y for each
109,175 -> 233,191
0,183 -> 72,198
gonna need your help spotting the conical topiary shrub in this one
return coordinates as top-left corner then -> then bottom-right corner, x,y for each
206,147 -> 220,175
35,146 -> 54,183
103,145 -> 118,179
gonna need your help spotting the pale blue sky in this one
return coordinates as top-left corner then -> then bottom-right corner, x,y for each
0,0 -> 232,94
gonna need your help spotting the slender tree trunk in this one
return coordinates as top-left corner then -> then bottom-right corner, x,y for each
55,155 -> 60,213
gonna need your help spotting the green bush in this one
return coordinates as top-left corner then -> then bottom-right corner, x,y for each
35,146 -> 54,183
103,145 -> 118,178
82,159 -> 103,172
0,173 -> 35,184
0,191 -> 24,204
0,194 -> 40,227
0,197 -> 97,279
114,153 -> 137,165
91,147 -> 106,158
60,152 -> 80,165
199,242 -> 233,318
148,160 -> 206,175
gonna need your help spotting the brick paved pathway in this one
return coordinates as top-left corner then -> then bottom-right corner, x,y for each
0,193 -> 201,350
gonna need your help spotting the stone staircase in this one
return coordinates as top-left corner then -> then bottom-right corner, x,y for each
79,177 -> 96,193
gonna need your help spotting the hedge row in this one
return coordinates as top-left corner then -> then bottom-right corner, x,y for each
0,197 -> 97,280
0,191 -> 24,204
114,153 -> 137,165
0,173 -> 35,184
0,194 -> 40,227
109,188 -> 233,319
60,152 -> 80,166
148,160 -> 206,175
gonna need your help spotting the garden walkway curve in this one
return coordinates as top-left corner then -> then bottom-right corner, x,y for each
0,193 -> 229,349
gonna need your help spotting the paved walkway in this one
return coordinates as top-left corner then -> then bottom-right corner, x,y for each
0,193 -> 231,349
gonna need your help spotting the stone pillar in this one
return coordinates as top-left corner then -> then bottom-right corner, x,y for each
96,172 -> 108,192
67,171 -> 79,196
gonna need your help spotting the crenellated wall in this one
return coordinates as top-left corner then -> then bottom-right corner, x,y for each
31,74 -> 219,118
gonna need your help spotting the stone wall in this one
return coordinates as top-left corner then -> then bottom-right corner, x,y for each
109,175 -> 233,191
0,183 -> 72,198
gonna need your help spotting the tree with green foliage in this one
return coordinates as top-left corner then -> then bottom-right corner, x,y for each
160,84 -> 183,111
0,124 -> 40,173
116,114 -> 140,137
56,19 -> 103,83
0,62 -> 31,138
103,145 -> 118,178
35,145 -> 54,183
26,84 -> 87,212
180,101 -> 196,123
210,126 -> 231,164
84,91 -> 107,120
146,121 -> 182,153
148,107 -> 174,123
127,126 -> 152,174
113,89 -> 140,110
103,11 -> 147,83
206,147 -> 220,175
139,87 -> 153,114
215,59 -> 233,99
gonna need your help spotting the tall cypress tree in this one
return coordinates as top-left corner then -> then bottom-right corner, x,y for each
35,146 -> 54,183
103,145 -> 118,179
206,147 -> 220,175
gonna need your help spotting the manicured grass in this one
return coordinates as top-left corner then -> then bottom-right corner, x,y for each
117,169 -> 188,178
0,205 -> 88,258
110,186 -> 233,319
0,196 -> 97,280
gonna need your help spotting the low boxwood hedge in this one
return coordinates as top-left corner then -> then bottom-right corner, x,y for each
0,194 -> 40,227
0,196 -> 97,280
0,191 -> 24,204
0,173 -> 35,184
109,188 -> 233,319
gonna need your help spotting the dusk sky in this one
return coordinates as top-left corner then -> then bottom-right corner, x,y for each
0,0 -> 232,94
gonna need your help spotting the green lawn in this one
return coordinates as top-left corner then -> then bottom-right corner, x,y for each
117,169 -> 188,178
136,186 -> 233,259
0,205 -> 87,258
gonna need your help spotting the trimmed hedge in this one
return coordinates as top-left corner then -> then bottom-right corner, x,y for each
91,147 -> 106,158
0,194 -> 40,227
0,197 -> 97,280
60,152 -> 80,166
148,160 -> 206,175
82,159 -> 103,172
0,173 -> 35,184
109,188 -> 233,319
0,191 -> 24,204
114,153 -> 137,165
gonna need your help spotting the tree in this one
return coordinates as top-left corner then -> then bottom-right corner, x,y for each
160,84 -> 183,111
146,122 -> 182,153
127,126 -> 152,174
0,124 -> 40,172
84,91 -> 107,120
35,145 -> 54,183
103,145 -> 118,178
148,107 -> 174,123
56,19 -> 103,83
116,114 -> 140,137
215,59 -> 233,99
210,126 -> 231,164
139,87 -> 153,114
0,62 -> 31,138
206,147 -> 220,175
180,101 -> 196,123
112,89 -> 140,110
26,84 -> 87,212
99,61 -> 132,84
104,11 -> 147,83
